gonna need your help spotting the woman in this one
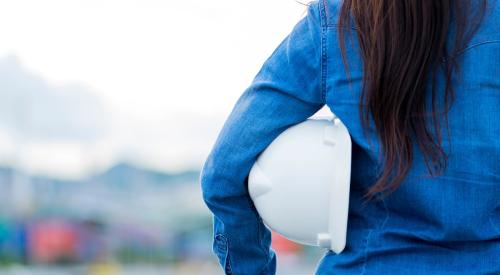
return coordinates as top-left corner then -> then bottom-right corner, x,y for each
200,0 -> 499,274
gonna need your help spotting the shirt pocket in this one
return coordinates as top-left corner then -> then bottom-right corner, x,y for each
213,234 -> 233,274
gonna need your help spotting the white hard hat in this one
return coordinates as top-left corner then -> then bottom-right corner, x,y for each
248,116 -> 352,254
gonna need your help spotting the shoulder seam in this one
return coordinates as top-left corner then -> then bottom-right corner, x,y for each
322,0 -> 359,30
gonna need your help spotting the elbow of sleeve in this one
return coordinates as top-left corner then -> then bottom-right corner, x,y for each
199,156 -> 220,209
200,163 -> 213,206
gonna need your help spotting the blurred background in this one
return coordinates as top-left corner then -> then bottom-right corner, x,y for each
0,0 -> 332,274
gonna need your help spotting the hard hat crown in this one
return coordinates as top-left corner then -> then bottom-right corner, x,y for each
248,117 -> 352,253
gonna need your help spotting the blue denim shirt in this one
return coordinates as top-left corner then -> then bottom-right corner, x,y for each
200,0 -> 500,274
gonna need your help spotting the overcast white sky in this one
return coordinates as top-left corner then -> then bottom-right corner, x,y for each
0,0 -> 330,179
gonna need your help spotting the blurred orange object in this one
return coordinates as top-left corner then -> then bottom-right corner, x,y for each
271,231 -> 302,255
28,220 -> 78,263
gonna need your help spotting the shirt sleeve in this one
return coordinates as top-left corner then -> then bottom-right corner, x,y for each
200,1 -> 326,274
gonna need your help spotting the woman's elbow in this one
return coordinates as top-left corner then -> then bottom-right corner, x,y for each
199,158 -> 219,208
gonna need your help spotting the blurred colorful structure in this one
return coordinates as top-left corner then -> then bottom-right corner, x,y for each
0,163 -> 213,267
28,220 -> 78,263
0,163 -> 321,274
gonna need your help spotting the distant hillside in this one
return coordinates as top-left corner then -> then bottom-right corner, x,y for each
0,163 -> 205,224
90,162 -> 200,187
0,162 -> 200,187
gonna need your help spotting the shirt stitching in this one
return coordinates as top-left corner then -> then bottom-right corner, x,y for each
322,0 -> 359,30
379,196 -> 390,230
327,23 -> 359,30
322,0 -> 329,22
441,40 -> 500,63
360,229 -> 373,275
452,40 -> 500,59
320,0 -> 328,103
360,195 -> 390,274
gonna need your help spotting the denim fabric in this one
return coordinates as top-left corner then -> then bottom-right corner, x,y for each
200,0 -> 500,274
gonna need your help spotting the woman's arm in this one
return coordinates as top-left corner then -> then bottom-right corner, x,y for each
200,1 -> 326,274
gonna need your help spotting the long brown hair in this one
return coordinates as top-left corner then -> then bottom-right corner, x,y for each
334,0 -> 488,200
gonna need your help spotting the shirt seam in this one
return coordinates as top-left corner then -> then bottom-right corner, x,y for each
360,229 -> 373,275
258,217 -> 267,275
360,196 -> 390,274
452,39 -> 500,59
379,196 -> 390,230
254,195 -> 271,275
319,0 -> 328,103
321,0 -> 358,30
326,24 -> 359,30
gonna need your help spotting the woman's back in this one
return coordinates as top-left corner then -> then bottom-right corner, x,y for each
319,1 -> 499,273
200,0 -> 499,274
